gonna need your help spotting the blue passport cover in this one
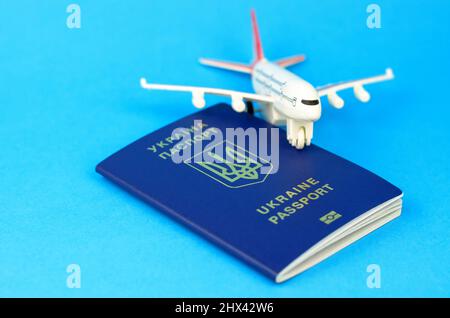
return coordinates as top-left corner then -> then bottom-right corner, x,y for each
96,104 -> 402,281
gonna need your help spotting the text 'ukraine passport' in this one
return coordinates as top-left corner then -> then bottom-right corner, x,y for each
96,104 -> 403,283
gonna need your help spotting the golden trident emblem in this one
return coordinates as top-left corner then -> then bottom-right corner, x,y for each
196,146 -> 262,183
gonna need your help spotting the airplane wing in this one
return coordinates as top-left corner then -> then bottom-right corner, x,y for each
316,68 -> 394,109
140,78 -> 274,112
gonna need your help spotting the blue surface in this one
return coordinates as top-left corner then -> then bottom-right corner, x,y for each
0,0 -> 449,297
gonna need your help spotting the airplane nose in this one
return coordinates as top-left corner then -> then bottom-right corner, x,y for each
310,104 -> 322,121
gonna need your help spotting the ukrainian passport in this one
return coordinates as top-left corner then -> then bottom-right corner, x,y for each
96,104 -> 403,283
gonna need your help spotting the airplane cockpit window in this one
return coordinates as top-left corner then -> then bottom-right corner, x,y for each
301,99 -> 320,106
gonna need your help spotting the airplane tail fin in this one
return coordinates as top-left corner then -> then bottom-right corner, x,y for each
251,9 -> 264,63
198,10 -> 264,74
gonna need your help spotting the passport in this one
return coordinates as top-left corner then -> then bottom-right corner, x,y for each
96,104 -> 403,283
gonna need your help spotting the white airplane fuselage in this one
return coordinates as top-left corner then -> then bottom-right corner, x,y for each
251,59 -> 322,124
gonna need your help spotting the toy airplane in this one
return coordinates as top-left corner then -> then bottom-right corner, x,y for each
140,10 -> 394,149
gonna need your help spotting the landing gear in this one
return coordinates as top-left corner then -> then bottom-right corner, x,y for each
286,119 -> 314,150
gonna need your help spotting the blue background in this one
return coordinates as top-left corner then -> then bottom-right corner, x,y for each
0,0 -> 449,297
